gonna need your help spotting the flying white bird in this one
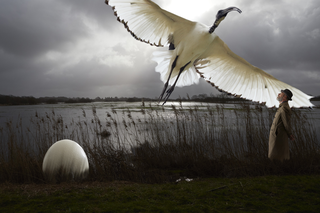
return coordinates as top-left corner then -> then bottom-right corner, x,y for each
105,0 -> 314,108
42,139 -> 89,182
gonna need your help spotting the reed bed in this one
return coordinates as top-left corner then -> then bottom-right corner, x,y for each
0,103 -> 319,183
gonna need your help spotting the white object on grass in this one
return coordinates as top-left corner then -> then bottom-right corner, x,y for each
42,139 -> 89,182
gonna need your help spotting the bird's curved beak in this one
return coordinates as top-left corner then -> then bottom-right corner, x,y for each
216,7 -> 242,21
224,7 -> 242,15
210,7 -> 242,33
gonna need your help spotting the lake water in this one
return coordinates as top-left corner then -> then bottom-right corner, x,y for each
1,101 -> 319,150
0,101 -> 242,130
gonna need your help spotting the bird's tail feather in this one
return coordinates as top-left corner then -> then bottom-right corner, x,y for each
152,48 -> 200,87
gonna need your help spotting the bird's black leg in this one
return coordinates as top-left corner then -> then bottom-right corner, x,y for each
162,61 -> 191,105
158,55 -> 179,103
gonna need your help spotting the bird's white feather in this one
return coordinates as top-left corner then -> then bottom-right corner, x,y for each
106,0 -> 194,46
195,36 -> 314,108
152,47 -> 200,86
106,0 -> 314,108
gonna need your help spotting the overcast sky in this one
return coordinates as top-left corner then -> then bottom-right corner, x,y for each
0,0 -> 319,99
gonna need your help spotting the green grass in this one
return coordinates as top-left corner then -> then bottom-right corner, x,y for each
1,175 -> 319,212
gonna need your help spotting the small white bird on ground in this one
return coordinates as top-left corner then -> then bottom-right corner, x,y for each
42,139 -> 89,182
106,0 -> 314,108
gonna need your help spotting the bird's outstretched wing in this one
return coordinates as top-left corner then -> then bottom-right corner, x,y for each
152,47 -> 201,87
195,36 -> 314,108
106,0 -> 195,46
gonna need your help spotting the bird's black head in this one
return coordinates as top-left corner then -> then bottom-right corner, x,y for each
216,7 -> 242,20
209,7 -> 242,33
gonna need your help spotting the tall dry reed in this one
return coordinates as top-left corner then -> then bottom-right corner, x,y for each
0,103 -> 319,183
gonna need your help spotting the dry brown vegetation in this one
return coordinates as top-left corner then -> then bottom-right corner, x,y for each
0,103 -> 319,183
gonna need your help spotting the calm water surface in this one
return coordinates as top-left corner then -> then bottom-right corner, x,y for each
1,101 -> 319,143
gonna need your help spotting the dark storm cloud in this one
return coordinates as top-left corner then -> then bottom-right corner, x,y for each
209,1 -> 320,70
0,0 -> 90,58
57,0 -> 119,31
0,0 -> 113,97
0,0 -> 319,99
195,0 -> 320,95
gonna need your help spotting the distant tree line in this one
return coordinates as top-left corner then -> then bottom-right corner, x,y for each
0,95 -> 151,105
1,94 -> 319,106
0,95 -> 95,105
190,93 -> 247,103
0,95 -> 38,105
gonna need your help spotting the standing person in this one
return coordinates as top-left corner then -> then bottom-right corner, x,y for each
268,89 -> 295,161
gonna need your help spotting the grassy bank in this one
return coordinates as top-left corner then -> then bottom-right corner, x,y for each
0,103 -> 319,183
1,175 -> 319,212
